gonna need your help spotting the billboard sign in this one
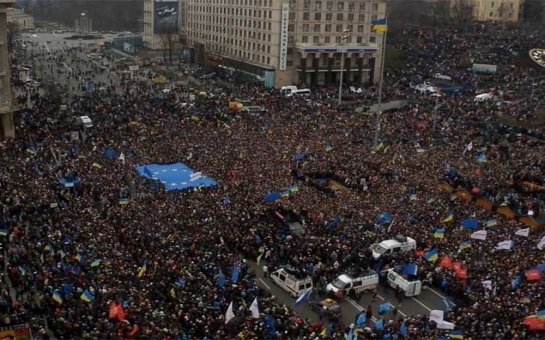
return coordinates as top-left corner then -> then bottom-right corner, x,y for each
154,0 -> 179,34
278,3 -> 289,71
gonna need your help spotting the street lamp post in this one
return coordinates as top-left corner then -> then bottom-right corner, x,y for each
373,27 -> 388,148
337,30 -> 351,106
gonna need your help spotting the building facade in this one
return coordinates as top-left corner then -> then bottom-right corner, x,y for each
0,0 -> 15,139
143,0 -> 179,50
451,0 -> 523,21
6,8 -> 33,30
185,0 -> 386,87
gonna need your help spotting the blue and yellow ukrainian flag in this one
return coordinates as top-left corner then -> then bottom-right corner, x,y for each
459,241 -> 472,250
424,248 -> 438,262
409,194 -> 417,201
26,147 -> 36,155
371,18 -> 388,32
52,290 -> 63,304
442,211 -> 454,223
257,247 -> 265,265
485,219 -> 498,227
288,185 -> 299,193
17,266 -> 26,275
118,198 -> 129,205
92,163 -> 103,169
60,250 -> 66,258
75,253 -> 83,262
138,260 -> 148,278
427,198 -> 435,204
520,297 -> 531,304
449,330 -> 464,339
434,228 -> 445,239
80,289 -> 94,303
90,259 -> 102,267
0,229 -> 8,237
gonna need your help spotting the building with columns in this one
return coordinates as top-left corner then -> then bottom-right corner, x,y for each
185,0 -> 387,88
0,0 -> 15,139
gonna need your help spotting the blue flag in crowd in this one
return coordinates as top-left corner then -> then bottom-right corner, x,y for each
375,319 -> 384,330
327,217 -> 341,229
265,314 -> 276,335
217,269 -> 225,288
400,321 -> 408,334
512,274 -> 522,289
378,302 -> 390,314
376,212 -> 393,225
401,263 -> 418,276
295,288 -> 312,307
62,283 -> 73,295
231,265 -> 239,283
355,311 -> 366,325
441,298 -> 456,310
461,218 -> 478,230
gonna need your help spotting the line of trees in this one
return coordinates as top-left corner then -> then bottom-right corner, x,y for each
17,0 -> 143,32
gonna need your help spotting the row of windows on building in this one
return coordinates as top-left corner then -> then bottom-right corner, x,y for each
292,1 -> 379,12
188,6 -> 274,17
301,11 -> 376,21
188,0 -> 274,7
207,45 -> 273,65
300,34 -> 376,44
187,18 -> 273,30
187,26 -> 274,42
297,22 -> 376,33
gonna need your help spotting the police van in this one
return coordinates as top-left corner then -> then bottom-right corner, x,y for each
270,267 -> 313,298
371,235 -> 417,260
386,268 -> 422,297
326,270 -> 379,297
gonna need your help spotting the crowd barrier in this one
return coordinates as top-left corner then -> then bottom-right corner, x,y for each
438,181 -> 545,230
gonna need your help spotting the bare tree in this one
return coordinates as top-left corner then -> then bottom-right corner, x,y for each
451,0 -> 475,24
158,24 -> 178,64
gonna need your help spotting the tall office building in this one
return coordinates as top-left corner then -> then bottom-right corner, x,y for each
0,0 -> 15,139
185,0 -> 387,88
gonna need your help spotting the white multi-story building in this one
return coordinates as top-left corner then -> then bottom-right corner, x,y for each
0,0 -> 15,139
185,0 -> 386,87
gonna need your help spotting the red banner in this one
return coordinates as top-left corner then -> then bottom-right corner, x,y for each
0,324 -> 31,340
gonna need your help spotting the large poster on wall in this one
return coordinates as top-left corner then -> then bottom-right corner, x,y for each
154,0 -> 179,34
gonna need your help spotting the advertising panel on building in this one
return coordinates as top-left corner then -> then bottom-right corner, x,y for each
278,3 -> 289,71
154,0 -> 178,34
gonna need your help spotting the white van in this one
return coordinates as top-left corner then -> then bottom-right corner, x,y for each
280,85 -> 298,96
79,116 -> 93,128
270,267 -> 313,298
386,268 -> 422,297
326,270 -> 379,297
288,89 -> 312,97
371,235 -> 417,260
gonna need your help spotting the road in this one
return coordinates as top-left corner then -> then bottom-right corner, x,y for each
248,261 -> 453,327
20,33 -> 124,98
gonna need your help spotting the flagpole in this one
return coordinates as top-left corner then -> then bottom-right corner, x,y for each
373,24 -> 387,148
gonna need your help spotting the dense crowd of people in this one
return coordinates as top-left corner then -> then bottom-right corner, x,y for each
1,22 -> 545,340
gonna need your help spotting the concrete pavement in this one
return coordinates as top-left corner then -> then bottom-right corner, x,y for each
248,261 -> 453,328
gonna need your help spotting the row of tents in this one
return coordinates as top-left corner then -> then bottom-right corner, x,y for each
439,181 -> 544,229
